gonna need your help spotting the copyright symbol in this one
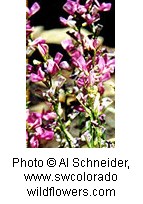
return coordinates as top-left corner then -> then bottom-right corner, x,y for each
47,158 -> 56,167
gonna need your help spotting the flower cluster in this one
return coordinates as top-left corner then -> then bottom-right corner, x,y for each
26,1 -> 115,148
26,108 -> 57,148
60,0 -> 111,27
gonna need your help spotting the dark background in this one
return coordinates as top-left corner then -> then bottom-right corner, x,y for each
28,0 -> 115,47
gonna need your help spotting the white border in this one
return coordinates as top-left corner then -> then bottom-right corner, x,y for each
0,0 -> 143,203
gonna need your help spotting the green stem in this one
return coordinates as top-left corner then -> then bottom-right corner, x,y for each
89,111 -> 95,148
54,103 -> 73,148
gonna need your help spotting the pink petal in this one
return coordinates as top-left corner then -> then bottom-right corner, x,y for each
29,2 -> 40,18
39,129 -> 54,140
100,72 -> 111,82
26,64 -> 33,71
26,112 -> 42,128
30,136 -> 39,148
30,37 -> 46,46
30,68 -> 45,82
77,5 -> 87,15
59,61 -> 71,70
99,3 -> 111,11
42,111 -> 57,120
61,39 -> 74,52
85,0 -> 94,9
54,52 -> 63,64
98,56 -> 105,72
46,60 -> 59,75
63,0 -> 77,15
37,43 -> 48,56
59,17 -> 68,26
37,67 -> 45,78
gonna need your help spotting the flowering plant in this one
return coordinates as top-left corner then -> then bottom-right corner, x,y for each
26,0 -> 115,148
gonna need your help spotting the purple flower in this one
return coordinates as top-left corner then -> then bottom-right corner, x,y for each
45,52 -> 63,75
100,72 -> 111,82
26,21 -> 33,37
61,39 -> 74,53
97,54 -> 115,75
26,110 -> 42,129
27,109 -> 56,148
26,64 -> 33,72
71,50 -> 88,71
59,61 -> 71,70
29,37 -> 48,57
85,0 -> 93,9
29,126 -> 54,147
30,136 -> 39,148
83,36 -> 99,50
42,111 -> 57,121
35,127 -> 54,140
63,0 -> 87,16
77,72 -> 89,87
54,52 -> 63,64
26,2 -> 40,18
30,67 -> 45,82
63,0 -> 78,15
84,13 -> 100,25
77,5 -> 87,15
94,0 -> 111,11
60,16 -> 76,28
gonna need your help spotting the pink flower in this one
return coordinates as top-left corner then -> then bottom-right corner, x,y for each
29,37 -> 48,56
45,52 -> 63,75
94,0 -> 111,12
60,16 -> 76,27
77,5 -> 87,15
83,37 -> 99,50
30,136 -> 39,148
26,110 -> 42,129
71,50 -> 88,71
85,0 -> 93,9
63,0 -> 78,15
27,109 -> 56,147
26,64 -> 33,72
61,39 -> 74,53
35,127 -> 54,140
76,72 -> 89,87
54,52 -> 63,64
42,111 -> 57,120
30,67 -> 45,82
46,60 -> 59,75
97,54 -> 115,74
63,0 -> 87,16
59,61 -> 71,70
84,13 -> 100,25
100,72 -> 111,82
26,21 -> 33,37
26,2 -> 40,18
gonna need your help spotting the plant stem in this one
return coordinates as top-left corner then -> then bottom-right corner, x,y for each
54,103 -> 73,148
